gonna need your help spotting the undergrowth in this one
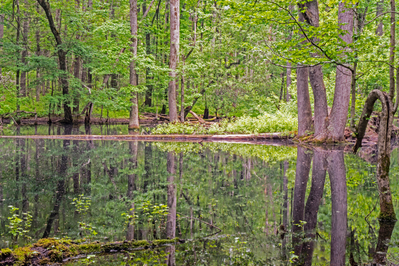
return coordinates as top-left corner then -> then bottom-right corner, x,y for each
152,112 -> 298,135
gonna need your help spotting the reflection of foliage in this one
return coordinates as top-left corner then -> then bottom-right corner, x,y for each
1,134 -> 399,264
154,142 -> 296,163
72,195 -> 97,240
6,206 -> 32,242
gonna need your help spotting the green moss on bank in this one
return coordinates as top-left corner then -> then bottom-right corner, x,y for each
1,237 -> 181,265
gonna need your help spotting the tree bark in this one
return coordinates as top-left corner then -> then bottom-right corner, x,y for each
37,0 -> 73,123
376,0 -> 384,36
325,3 -> 354,141
0,14 -> 4,79
168,0 -> 180,122
20,0 -> 30,98
144,1 -> 153,107
373,220 -> 396,264
296,11 -> 313,137
35,3 -> 41,102
129,0 -> 140,129
299,0 -> 329,139
389,0 -> 395,100
350,61 -> 357,129
73,0 -> 81,114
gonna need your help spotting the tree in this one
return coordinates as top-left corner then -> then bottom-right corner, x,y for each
129,0 -> 140,130
168,0 -> 180,122
36,0 -> 73,124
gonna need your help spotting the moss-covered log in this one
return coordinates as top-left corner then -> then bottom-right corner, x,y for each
0,238 -> 182,266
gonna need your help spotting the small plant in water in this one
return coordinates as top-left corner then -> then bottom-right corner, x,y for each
71,195 -> 97,240
6,205 -> 32,241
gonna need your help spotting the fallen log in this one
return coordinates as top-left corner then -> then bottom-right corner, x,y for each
189,110 -> 205,124
0,237 -> 183,266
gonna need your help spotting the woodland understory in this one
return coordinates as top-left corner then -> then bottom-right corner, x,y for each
1,0 -> 399,142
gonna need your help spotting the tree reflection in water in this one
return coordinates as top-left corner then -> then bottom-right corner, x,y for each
0,124 -> 398,265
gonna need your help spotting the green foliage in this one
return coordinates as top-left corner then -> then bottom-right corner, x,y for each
72,194 -> 92,216
6,206 -> 32,241
152,111 -> 297,135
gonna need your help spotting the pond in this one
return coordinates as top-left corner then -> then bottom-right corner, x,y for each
0,125 -> 399,265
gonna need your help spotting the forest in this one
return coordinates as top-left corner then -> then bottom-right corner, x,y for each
0,0 -> 397,141
2,0 -> 399,265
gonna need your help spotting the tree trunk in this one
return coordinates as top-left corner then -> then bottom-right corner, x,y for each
389,0 -> 395,100
350,61 -> 357,129
376,0 -> 384,36
0,14 -> 4,79
354,90 -> 396,220
299,0 -> 329,139
35,3 -> 41,102
129,0 -> 140,129
168,0 -> 179,122
325,3 -> 354,141
286,62 -> 291,102
144,1 -> 153,107
73,0 -> 81,114
373,220 -> 396,264
296,11 -> 313,137
20,0 -> 30,98
37,0 -> 73,123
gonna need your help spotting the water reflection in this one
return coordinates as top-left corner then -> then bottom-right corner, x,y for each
0,129 -> 397,265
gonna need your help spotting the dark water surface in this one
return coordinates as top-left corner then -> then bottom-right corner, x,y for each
1,125 -> 399,265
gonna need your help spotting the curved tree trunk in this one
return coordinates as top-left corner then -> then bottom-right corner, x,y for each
37,0 -> 73,124
354,89 -> 396,220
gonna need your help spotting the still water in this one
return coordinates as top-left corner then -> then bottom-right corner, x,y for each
1,125 -> 399,265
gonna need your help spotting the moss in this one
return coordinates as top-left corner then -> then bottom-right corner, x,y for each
378,212 -> 397,221
152,238 -> 179,246
48,249 -> 63,262
39,257 -> 50,265
78,243 -> 102,253
13,246 -> 34,265
33,238 -> 72,250
0,248 -> 12,259
1,238 -> 183,265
